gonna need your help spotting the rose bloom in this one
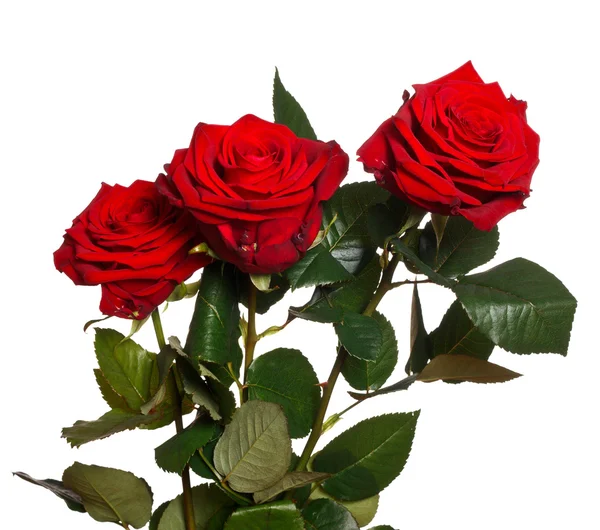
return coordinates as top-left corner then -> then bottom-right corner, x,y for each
157,114 -> 349,274
357,62 -> 540,230
54,180 -> 211,320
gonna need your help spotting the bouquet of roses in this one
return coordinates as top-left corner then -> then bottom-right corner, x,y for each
15,62 -> 576,529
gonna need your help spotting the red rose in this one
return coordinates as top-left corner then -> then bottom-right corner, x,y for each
156,114 -> 349,274
54,180 -> 211,320
357,62 -> 540,230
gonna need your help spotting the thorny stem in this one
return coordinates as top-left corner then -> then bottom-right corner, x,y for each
242,279 -> 258,403
292,253 -> 404,478
151,310 -> 196,530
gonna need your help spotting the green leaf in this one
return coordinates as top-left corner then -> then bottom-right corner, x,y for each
367,194 -> 406,248
214,401 -> 291,493
273,68 -> 317,140
389,239 -> 455,288
420,216 -> 499,278
347,375 -> 417,402
308,488 -> 379,527
417,354 -> 521,384
253,472 -> 330,504
13,472 -> 86,513
157,484 -> 235,530
286,246 -> 354,290
342,311 -> 398,391
83,315 -> 111,332
167,280 -> 200,302
94,368 -> 130,411
453,258 -> 577,354
335,312 -> 383,362
286,182 -> 389,289
290,256 -> 381,323
224,501 -> 305,530
62,409 -> 158,447
250,273 -> 273,292
155,418 -> 216,474
177,359 -> 222,421
94,328 -> 155,411
189,427 -> 223,480
247,348 -> 320,438
141,345 -> 177,415
368,526 -> 397,530
185,262 -> 243,370
313,412 -> 420,501
431,213 -> 449,248
240,272 -> 289,315
430,300 -> 495,359
406,283 -> 432,374
62,463 -> 152,528
302,498 -> 360,530
149,501 -> 170,530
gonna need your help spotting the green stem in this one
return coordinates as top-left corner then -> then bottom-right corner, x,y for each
389,278 -> 431,289
294,347 -> 347,473
242,279 -> 258,403
292,253 -> 403,476
151,310 -> 196,530
151,309 -> 166,350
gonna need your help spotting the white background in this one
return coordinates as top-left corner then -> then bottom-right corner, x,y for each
1,1 -> 598,529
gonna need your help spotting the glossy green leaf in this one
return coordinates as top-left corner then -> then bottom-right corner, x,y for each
62,463 -> 152,528
290,256 -> 381,323
369,526 -> 397,530
273,68 -> 317,140
367,194 -> 409,248
389,239 -> 454,288
189,426 -> 223,480
406,283 -> 432,374
454,258 -> 577,354
62,409 -> 157,447
155,418 -> 216,474
157,484 -> 235,530
94,368 -> 129,411
335,312 -> 383,362
185,262 -> 243,370
313,412 -> 420,501
94,328 -> 155,411
342,311 -> 398,391
224,501 -> 305,530
302,498 -> 359,530
420,216 -> 499,278
431,213 -> 449,248
141,345 -> 177,415
13,472 -> 86,513
247,348 -> 320,438
308,488 -> 379,527
253,472 -> 330,504
178,360 -> 222,421
430,300 -> 495,359
286,246 -> 354,290
214,401 -> 291,493
417,354 -> 521,383
286,182 -> 389,289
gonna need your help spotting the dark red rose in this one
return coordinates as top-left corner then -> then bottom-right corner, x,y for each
357,62 -> 540,230
156,114 -> 349,274
54,180 -> 211,320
